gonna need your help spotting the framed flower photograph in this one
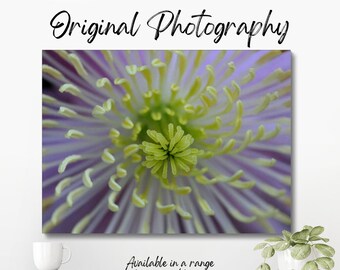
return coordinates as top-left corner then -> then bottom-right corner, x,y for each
42,50 -> 292,234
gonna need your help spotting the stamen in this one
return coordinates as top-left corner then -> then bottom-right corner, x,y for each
108,175 -> 121,192
134,165 -> 145,182
58,155 -> 82,174
42,221 -> 55,233
42,94 -> 57,104
228,180 -> 256,189
116,164 -> 127,178
122,117 -> 134,129
131,122 -> 142,141
205,65 -> 215,86
261,125 -> 281,141
55,178 -> 72,197
114,78 -> 132,95
184,104 -> 195,114
156,201 -> 176,214
59,84 -> 81,97
58,106 -> 78,118
72,215 -> 91,234
151,112 -> 162,121
257,51 -> 282,65
278,85 -> 291,96
230,81 -> 241,101
274,210 -> 291,224
219,139 -> 236,154
51,203 -> 69,225
65,129 -> 85,139
198,198 -> 215,216
176,205 -> 192,220
109,128 -> 120,139
174,186 -> 192,195
82,168 -> 94,188
193,50 -> 203,68
132,188 -> 146,208
67,186 -> 88,207
170,84 -> 179,101
143,90 -> 152,107
138,66 -> 153,89
122,94 -> 134,112
241,68 -> 255,85
195,170 -> 243,185
103,98 -> 116,112
254,92 -> 279,114
194,219 -> 205,234
42,120 -> 58,128
204,116 -> 221,130
101,50 -> 113,64
125,65 -> 138,75
152,89 -> 161,104
43,64 -> 64,80
152,58 -> 167,87
108,192 -> 119,212
124,144 -> 140,158
282,176 -> 292,185
168,123 -> 174,139
67,53 -> 88,77
225,61 -> 235,78
254,158 -> 277,167
96,78 -> 113,91
252,125 -> 265,141
55,50 -> 69,60
264,68 -> 291,84
92,105 -> 106,118
230,130 -> 253,154
228,206 -> 256,223
131,154 -> 142,163
174,51 -> 187,82
101,148 -> 115,164
258,183 -> 286,197
186,77 -> 202,100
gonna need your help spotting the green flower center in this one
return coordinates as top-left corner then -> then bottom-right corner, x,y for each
141,124 -> 201,181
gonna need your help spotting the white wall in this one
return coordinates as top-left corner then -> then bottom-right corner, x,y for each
1,0 -> 340,269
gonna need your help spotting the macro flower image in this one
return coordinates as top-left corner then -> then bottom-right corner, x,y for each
42,50 -> 291,234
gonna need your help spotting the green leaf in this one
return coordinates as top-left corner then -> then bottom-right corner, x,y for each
309,236 -> 329,243
265,237 -> 283,242
292,229 -> 309,242
254,243 -> 267,251
256,263 -> 271,270
262,246 -> 275,259
302,261 -> 318,270
310,226 -> 325,236
315,257 -> 335,270
291,244 -> 312,260
282,230 -> 292,241
303,225 -> 313,232
274,241 -> 290,251
315,244 -> 335,257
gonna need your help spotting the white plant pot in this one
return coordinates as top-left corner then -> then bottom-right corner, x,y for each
277,248 -> 315,270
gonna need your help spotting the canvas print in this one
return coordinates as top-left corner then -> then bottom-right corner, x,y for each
42,50 -> 292,234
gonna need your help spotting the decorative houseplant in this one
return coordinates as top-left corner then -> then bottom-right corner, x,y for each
254,225 -> 335,270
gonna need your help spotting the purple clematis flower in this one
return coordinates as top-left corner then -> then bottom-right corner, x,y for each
42,50 -> 291,234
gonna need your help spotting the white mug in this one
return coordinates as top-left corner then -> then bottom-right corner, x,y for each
33,242 -> 71,270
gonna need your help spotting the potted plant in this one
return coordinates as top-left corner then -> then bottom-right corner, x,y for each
254,225 -> 335,270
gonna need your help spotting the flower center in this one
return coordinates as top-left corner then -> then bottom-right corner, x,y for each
141,124 -> 201,181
